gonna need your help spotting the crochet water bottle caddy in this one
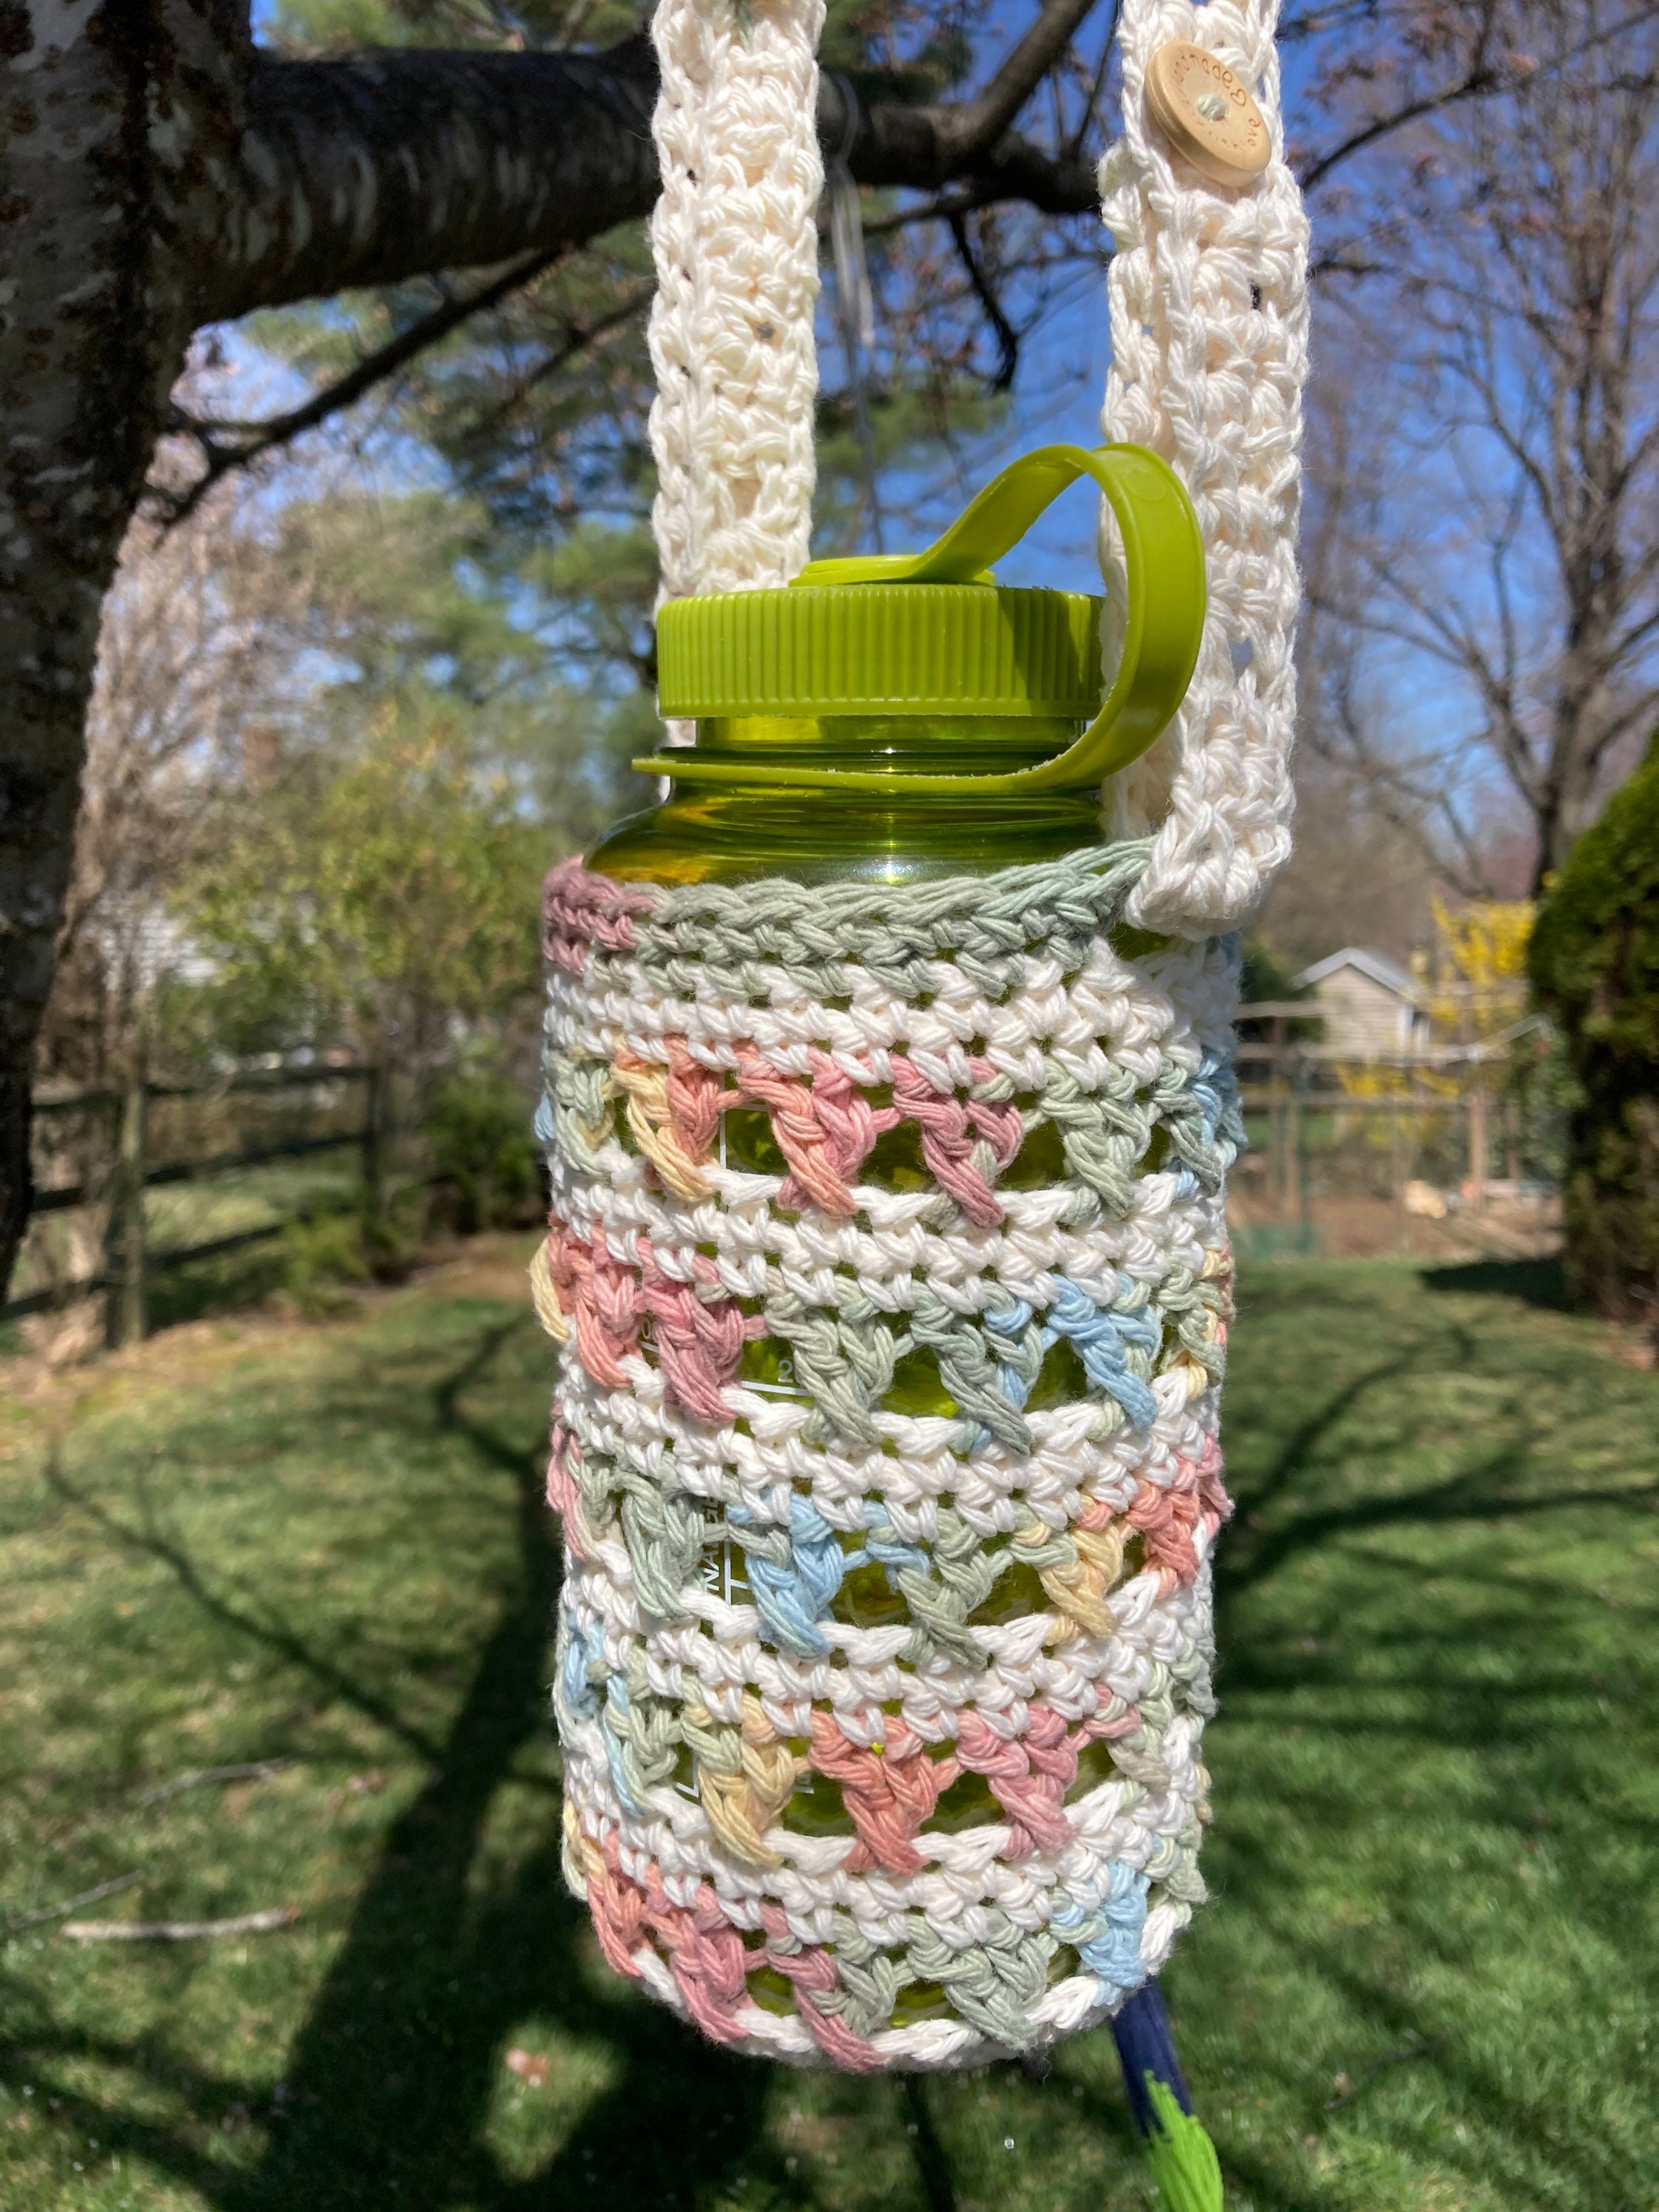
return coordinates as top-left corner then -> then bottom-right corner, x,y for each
535,0 -> 1307,2160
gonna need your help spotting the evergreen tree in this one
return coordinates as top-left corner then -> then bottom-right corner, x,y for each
1527,733 -> 1659,1326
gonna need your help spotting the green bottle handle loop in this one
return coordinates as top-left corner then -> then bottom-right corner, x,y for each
632,442 -> 1205,795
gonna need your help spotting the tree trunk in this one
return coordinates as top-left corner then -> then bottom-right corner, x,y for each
1,1 -> 250,1296
0,5 -> 1098,1301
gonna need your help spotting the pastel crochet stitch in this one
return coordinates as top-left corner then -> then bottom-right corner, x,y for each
536,841 -> 1240,2069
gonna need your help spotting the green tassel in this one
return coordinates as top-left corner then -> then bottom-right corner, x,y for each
1142,2076 -> 1224,2212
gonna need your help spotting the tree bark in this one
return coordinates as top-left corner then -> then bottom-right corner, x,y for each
211,43 -> 1096,323
214,41 -> 662,320
0,7 -> 1100,1301
1,0 -> 251,1297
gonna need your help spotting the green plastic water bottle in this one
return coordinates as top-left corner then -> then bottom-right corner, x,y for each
578,438 -> 1207,1808
544,443 -> 1224,2111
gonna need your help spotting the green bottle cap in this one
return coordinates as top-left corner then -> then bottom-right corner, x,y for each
657,577 -> 1105,722
636,443 -> 1206,797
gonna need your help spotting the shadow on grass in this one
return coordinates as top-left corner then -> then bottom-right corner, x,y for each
44,1451 -> 447,1767
1417,1252 -> 1572,1310
16,1312 -> 827,2211
145,1245 -> 293,1333
22,1307 -> 974,2212
21,1272 -> 1657,2212
1203,1266 -> 1659,2208
214,1316 -> 792,2212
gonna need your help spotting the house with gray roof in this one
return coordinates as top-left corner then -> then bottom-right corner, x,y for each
1293,948 -> 1430,1058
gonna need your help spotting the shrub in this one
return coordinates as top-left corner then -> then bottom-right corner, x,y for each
281,1211 -> 372,1320
1527,733 -> 1659,1324
426,1062 -> 542,1235
282,1188 -> 422,1318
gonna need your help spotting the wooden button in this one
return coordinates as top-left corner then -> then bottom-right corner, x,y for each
1145,41 -> 1272,187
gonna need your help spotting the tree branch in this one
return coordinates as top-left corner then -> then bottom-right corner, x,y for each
1068,0 -> 1122,159
208,30 -> 1102,328
211,41 -> 660,321
161,247 -> 563,526
821,71 -> 1099,210
64,1906 -> 299,1942
1297,64 -> 1500,192
157,265 -> 651,523
1296,0 -> 1503,193
948,214 -> 1020,390
1303,671 -> 1499,901
926,0 -> 1103,163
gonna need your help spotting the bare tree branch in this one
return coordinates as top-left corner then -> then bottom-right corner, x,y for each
820,75 -> 1099,211
948,214 -> 1021,390
1297,48 -> 1502,192
4,1874 -> 143,1938
1296,1 -> 1659,196
157,266 -> 650,525
159,248 -> 566,527
926,0 -> 1102,163
859,193 -> 988,241
1067,0 -> 1123,157
1304,0 -> 1659,886
1303,664 -> 1502,900
64,1906 -> 299,1942
1300,0 -> 1504,190
135,1758 -> 299,1805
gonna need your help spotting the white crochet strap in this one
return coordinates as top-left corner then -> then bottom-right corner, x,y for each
645,0 -> 1308,931
648,0 -> 826,600
1104,0 -> 1310,934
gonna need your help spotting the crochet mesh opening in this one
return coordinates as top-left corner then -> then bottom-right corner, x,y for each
1066,1738 -> 1128,1802
1109,923 -> 1169,964
890,1978 -> 956,2026
834,1556 -> 910,1626
968,1555 -> 1049,1624
1141,1122 -> 1171,1173
722,1106 -> 788,1176
737,1334 -> 802,1392
882,1346 -> 957,1416
861,1121 -> 929,1190
779,1765 -> 854,1835
745,1964 -> 801,2016
1026,1338 -> 1090,1408
926,1768 -> 1002,1832
999,1117 -> 1068,1188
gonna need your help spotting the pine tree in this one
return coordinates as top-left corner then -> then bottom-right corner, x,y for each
1528,733 -> 1659,1326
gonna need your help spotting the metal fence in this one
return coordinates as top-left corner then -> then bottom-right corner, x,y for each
1229,1003 -> 1562,1260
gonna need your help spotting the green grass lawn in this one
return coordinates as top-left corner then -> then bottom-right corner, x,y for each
1,1243 -> 1655,2211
